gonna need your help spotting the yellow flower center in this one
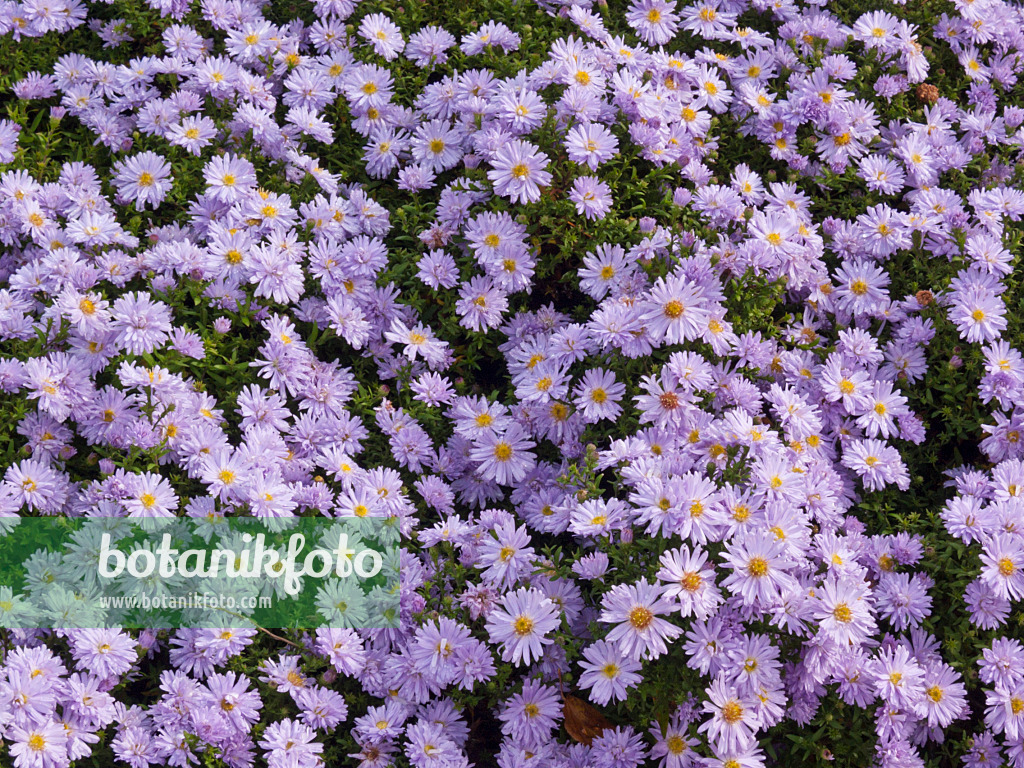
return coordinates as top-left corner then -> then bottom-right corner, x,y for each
629,606 -> 654,630
747,557 -> 768,578
832,603 -> 852,623
664,300 -> 684,319
513,616 -> 534,636
721,701 -> 744,724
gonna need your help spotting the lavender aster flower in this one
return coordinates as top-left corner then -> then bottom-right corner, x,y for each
112,151 -> 172,211
485,586 -> 560,667
487,140 -> 552,204
569,176 -> 613,220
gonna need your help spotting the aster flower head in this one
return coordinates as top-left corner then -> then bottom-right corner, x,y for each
574,368 -> 625,423
485,586 -> 560,667
498,678 -> 561,746
919,662 -> 967,729
656,545 -> 722,620
203,153 -> 257,204
111,291 -> 173,356
259,719 -> 323,768
9,722 -> 68,768
570,176 -> 613,221
69,628 -> 137,679
980,533 -> 1024,601
626,0 -> 680,45
469,423 -> 537,486
406,26 -> 456,67
566,123 -> 619,171
599,578 -> 682,662
721,529 -> 798,607
697,676 -> 759,754
359,13 -> 405,61
871,644 -> 926,710
579,639 -> 644,706
112,151 -> 172,211
642,274 -> 710,346
813,574 -> 877,645
487,139 -> 552,204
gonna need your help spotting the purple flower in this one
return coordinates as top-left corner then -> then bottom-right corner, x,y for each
721,530 -> 798,607
980,533 -> 1024,601
111,291 -> 173,355
641,274 -> 710,345
625,0 -> 679,45
579,640 -> 643,705
498,678 -> 561,746
590,726 -> 649,768
566,122 -> 619,171
469,423 -> 536,486
569,176 -> 613,220
203,153 -> 257,203
487,139 -> 552,204
0,119 -> 20,164
359,13 -> 405,61
485,586 -> 560,667
416,249 -> 459,289
69,628 -> 137,679
697,677 -> 758,754
9,721 -> 68,768
406,26 -> 456,67
599,579 -> 682,662
112,151 -> 172,211
259,719 -> 323,768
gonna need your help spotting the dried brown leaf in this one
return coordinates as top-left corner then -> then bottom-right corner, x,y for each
563,694 -> 611,746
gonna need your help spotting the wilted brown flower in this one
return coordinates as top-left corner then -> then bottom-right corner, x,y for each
916,84 -> 939,104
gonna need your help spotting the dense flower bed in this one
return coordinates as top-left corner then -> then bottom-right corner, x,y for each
2,0 -> 1024,766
